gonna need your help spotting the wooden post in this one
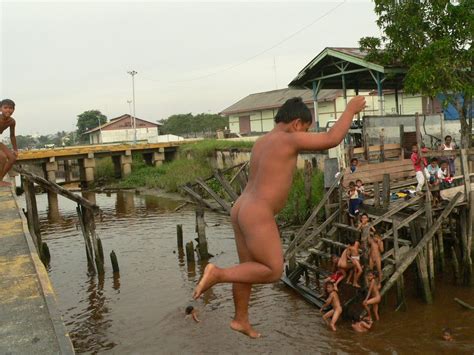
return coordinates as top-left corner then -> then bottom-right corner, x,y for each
382,174 -> 391,209
77,205 -> 96,272
177,224 -> 184,249
97,237 -> 104,264
393,220 -> 406,310
363,117 -> 369,161
195,205 -> 209,260
437,227 -> 445,272
186,241 -> 195,263
373,181 -> 380,208
83,207 -> 105,275
399,124 -> 405,159
379,129 -> 385,162
409,222 -> 432,303
110,251 -> 120,273
304,160 -> 313,210
451,246 -> 461,285
23,180 -> 42,252
460,209 -> 472,285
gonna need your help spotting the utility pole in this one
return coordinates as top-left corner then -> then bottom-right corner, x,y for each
127,70 -> 138,143
97,117 -> 103,144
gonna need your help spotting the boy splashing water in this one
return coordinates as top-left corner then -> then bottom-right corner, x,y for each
0,99 -> 18,186
193,96 -> 366,338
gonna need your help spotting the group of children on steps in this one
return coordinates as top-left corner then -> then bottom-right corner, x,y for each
320,213 -> 382,332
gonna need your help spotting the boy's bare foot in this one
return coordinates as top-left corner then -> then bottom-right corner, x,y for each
330,324 -> 337,331
353,283 -> 361,288
0,181 -> 11,187
193,263 -> 219,299
230,320 -> 261,339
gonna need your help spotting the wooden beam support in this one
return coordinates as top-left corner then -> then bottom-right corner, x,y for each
381,192 -> 462,298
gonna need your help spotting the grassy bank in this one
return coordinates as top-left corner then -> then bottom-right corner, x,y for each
94,139 -> 324,223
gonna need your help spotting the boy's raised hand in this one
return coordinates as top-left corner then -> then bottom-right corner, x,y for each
346,96 -> 366,115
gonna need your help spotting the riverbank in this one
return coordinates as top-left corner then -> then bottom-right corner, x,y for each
93,139 -> 325,224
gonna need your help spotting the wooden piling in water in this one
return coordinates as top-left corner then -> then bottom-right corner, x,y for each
186,241 -> 195,263
195,205 -> 209,260
393,220 -> 406,310
451,246 -> 460,285
382,174 -> 390,209
436,227 -> 445,272
177,224 -> 184,249
409,222 -> 433,304
304,160 -> 313,210
110,250 -> 120,273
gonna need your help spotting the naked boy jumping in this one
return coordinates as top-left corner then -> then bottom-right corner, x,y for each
193,96 -> 366,337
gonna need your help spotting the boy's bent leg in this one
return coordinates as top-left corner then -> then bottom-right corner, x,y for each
193,204 -> 283,299
0,143 -> 16,184
330,308 -> 342,331
229,205 -> 261,338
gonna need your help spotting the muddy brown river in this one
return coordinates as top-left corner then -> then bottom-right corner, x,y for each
23,191 -> 473,354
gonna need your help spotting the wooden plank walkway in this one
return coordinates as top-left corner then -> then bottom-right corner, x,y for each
0,186 -> 74,354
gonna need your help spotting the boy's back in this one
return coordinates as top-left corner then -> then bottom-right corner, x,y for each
246,132 -> 299,213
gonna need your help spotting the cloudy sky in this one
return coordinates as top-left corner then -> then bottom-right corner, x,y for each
1,0 -> 379,135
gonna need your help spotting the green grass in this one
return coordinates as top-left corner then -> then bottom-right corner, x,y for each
278,169 -> 325,224
95,157 -> 115,183
113,140 -> 253,192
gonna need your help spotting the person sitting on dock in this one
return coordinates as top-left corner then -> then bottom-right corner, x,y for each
0,99 -> 18,187
320,281 -> 343,331
439,135 -> 457,177
438,160 -> 454,190
349,158 -> 359,173
362,270 -> 381,321
351,315 -> 373,333
368,233 -> 384,286
192,96 -> 366,338
427,158 -> 441,205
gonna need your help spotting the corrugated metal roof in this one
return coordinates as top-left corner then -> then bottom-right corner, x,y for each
220,88 -> 341,116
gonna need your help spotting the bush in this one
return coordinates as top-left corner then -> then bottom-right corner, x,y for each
279,169 -> 325,224
95,157 -> 115,182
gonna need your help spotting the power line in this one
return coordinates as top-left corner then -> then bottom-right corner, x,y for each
143,1 -> 346,85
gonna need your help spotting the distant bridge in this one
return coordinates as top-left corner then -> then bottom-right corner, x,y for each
16,141 -> 193,186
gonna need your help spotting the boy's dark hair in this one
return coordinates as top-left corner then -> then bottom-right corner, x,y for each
440,160 -> 448,165
442,327 -> 452,334
349,181 -> 356,187
356,179 -> 363,184
444,135 -> 452,141
350,158 -> 358,164
274,97 -> 312,124
1,99 -> 15,108
431,157 -> 438,163
412,143 -> 418,147
185,305 -> 194,314
360,213 -> 369,219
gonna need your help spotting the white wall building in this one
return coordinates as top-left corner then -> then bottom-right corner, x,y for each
84,114 -> 161,144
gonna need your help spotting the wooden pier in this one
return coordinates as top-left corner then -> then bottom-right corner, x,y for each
0,185 -> 74,354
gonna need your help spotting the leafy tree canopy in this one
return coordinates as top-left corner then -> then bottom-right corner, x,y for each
359,0 -> 473,146
76,110 -> 107,137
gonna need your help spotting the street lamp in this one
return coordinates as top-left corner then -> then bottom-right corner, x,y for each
97,117 -> 103,144
127,70 -> 138,144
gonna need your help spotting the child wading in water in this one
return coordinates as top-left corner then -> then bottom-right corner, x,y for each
320,282 -> 342,331
192,96 -> 366,338
0,99 -> 18,186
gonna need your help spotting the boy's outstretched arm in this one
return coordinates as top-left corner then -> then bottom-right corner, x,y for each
290,96 -> 366,151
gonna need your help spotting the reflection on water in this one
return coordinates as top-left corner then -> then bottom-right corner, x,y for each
24,191 -> 474,354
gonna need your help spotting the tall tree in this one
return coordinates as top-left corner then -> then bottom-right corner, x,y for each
159,113 -> 228,136
76,110 -> 108,140
360,0 -> 473,147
